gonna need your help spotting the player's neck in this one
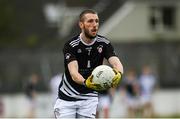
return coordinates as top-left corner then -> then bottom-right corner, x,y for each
80,33 -> 94,44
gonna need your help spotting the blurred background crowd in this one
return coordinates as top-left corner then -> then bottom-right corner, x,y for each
0,0 -> 180,118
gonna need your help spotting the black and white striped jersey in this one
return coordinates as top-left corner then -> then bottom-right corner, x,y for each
58,34 -> 117,101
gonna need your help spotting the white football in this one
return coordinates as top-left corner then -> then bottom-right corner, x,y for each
92,65 -> 115,90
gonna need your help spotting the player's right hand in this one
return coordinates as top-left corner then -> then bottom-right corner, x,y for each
84,75 -> 103,91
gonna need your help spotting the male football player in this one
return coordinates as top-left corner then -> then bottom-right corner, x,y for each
54,9 -> 123,118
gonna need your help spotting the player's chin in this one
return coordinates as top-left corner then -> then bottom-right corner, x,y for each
91,35 -> 97,39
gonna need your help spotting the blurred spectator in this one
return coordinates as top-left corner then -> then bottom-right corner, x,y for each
139,65 -> 156,117
24,73 -> 40,118
122,69 -> 140,117
96,88 -> 115,118
49,73 -> 63,104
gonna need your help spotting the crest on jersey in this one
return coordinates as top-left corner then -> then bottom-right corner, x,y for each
65,53 -> 71,59
97,45 -> 103,53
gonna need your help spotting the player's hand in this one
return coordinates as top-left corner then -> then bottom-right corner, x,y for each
111,68 -> 122,88
84,75 -> 103,91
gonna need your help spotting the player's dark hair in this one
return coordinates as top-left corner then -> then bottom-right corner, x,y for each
79,9 -> 97,22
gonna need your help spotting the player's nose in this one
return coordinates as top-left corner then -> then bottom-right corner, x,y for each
92,20 -> 98,26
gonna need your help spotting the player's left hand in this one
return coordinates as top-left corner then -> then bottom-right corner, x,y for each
84,75 -> 104,91
111,68 -> 122,88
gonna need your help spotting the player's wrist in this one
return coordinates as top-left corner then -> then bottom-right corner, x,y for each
119,71 -> 122,75
83,79 -> 86,86
113,68 -> 122,75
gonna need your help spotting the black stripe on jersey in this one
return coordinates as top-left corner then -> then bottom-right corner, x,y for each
58,74 -> 83,101
63,79 -> 79,95
58,90 -> 85,101
97,36 -> 110,44
80,94 -> 98,97
62,79 -> 98,98
63,75 -> 80,95
59,72 -> 98,100
69,38 -> 80,47
63,88 -> 72,96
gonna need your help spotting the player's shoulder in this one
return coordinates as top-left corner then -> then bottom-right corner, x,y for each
96,35 -> 110,44
65,35 -> 80,48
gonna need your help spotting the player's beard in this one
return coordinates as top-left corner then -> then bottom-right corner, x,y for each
84,28 -> 97,39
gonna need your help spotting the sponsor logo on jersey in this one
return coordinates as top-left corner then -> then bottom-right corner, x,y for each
77,49 -> 82,53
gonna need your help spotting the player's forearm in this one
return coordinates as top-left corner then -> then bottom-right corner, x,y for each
71,72 -> 85,85
68,61 -> 85,85
108,56 -> 124,74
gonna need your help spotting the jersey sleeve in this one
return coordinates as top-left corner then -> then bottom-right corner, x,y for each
104,42 -> 117,59
63,42 -> 77,64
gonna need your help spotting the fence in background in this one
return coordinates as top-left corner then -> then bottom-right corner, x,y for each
0,89 -> 180,117
0,41 -> 180,93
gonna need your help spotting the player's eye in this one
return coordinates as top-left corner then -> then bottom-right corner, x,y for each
87,19 -> 99,25
87,19 -> 94,23
95,19 -> 99,23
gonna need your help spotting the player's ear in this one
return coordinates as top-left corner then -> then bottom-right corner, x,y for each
79,21 -> 83,29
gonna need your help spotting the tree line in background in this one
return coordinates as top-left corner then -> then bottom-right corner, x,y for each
0,0 -> 60,49
0,0 -> 19,47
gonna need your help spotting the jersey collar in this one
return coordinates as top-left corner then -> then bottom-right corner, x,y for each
79,35 -> 97,46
